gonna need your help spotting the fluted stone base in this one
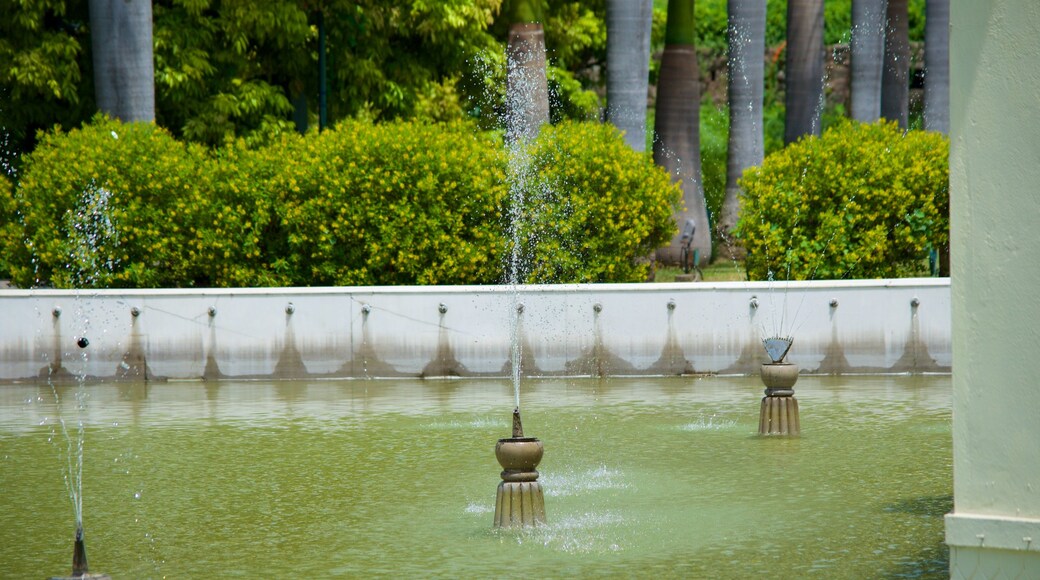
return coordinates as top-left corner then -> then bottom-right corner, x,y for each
494,480 -> 546,528
493,430 -> 546,529
759,395 -> 800,435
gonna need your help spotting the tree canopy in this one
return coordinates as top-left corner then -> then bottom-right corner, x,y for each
1,0 -> 614,162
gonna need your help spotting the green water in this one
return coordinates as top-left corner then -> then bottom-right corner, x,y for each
0,376 -> 951,578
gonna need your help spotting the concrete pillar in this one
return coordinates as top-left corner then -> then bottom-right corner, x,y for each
946,1 -> 1040,575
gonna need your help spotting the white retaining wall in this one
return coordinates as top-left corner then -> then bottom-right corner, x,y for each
0,278 -> 950,382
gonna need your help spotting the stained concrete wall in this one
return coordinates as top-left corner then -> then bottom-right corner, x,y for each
946,0 -> 1040,575
0,279 -> 948,382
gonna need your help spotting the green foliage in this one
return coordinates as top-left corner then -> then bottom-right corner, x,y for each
4,117 -> 680,288
471,0 -> 604,129
735,119 -> 948,281
3,115 -> 216,287
689,0 -> 926,50
0,172 -> 16,279
699,104 -> 729,224
513,121 -> 682,283
0,0 -> 95,162
260,120 -> 509,286
2,0 -> 508,154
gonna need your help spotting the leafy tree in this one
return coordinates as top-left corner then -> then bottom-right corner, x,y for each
2,0 -> 508,153
151,0 -> 311,146
0,0 -> 95,166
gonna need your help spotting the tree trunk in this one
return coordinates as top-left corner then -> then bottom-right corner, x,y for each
925,0 -> 949,275
505,22 -> 550,143
89,0 -> 155,122
881,0 -> 909,128
924,0 -> 949,134
606,0 -> 653,151
654,0 -> 711,266
719,0 -> 766,258
505,1 -> 549,143
850,0 -> 887,122
784,0 -> 824,144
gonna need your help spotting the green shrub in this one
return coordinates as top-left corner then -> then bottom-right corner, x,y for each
0,172 -> 16,280
199,137 -> 295,287
267,120 -> 509,286
5,117 -> 681,288
267,120 -> 680,286
4,115 -> 217,288
735,119 -> 948,281
514,121 -> 682,283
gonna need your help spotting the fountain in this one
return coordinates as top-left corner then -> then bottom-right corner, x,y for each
492,15 -> 554,527
758,335 -> 800,436
40,184 -> 116,580
0,13 -> 965,574
492,408 -> 546,528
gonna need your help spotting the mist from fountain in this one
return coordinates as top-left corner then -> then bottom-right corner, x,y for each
502,35 -> 550,414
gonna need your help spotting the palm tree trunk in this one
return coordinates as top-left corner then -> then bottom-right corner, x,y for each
850,0 -> 887,122
924,0 -> 949,134
784,0 -> 824,144
654,0 -> 711,266
89,0 -> 155,122
505,1 -> 549,143
719,0 -> 766,256
606,0 -> 653,151
881,0 -> 909,128
924,0 -> 949,276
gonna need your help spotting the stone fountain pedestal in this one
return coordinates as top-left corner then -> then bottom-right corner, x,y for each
759,362 -> 800,436
493,409 -> 546,528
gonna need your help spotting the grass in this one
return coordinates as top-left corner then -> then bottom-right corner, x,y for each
654,259 -> 747,282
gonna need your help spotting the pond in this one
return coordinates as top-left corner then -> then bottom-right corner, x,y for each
0,375 -> 950,578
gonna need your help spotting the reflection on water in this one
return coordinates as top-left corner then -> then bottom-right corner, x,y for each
0,376 -> 950,578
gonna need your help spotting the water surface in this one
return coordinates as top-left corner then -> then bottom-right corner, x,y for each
0,376 -> 951,578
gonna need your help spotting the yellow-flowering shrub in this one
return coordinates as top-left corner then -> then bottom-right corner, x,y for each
4,117 -> 682,287
0,172 -> 17,280
4,116 -> 216,288
735,119 -> 948,281
513,121 -> 682,283
264,120 -> 509,285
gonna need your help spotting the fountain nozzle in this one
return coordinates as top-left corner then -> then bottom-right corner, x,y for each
72,525 -> 88,577
48,524 -> 111,580
762,336 -> 793,364
511,407 -> 524,438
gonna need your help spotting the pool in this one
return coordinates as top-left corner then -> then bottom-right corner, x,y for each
0,375 -> 950,577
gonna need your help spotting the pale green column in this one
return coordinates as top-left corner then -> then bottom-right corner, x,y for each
947,1 -> 1040,576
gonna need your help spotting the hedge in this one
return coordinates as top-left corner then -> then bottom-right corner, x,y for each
2,116 -> 681,288
735,119 -> 949,281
